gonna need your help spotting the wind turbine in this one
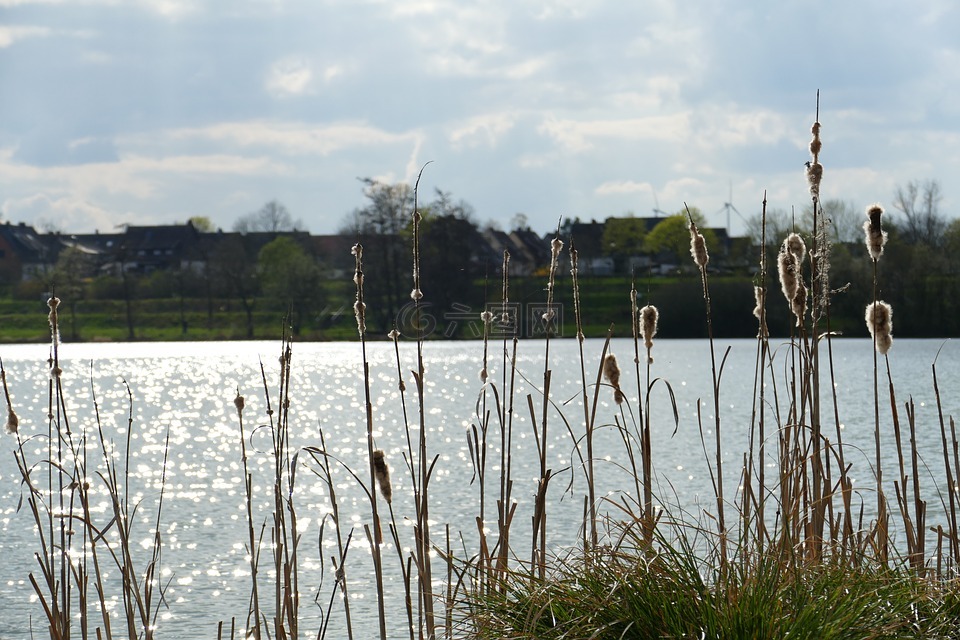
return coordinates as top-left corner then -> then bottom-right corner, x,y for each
651,188 -> 668,218
715,182 -> 748,236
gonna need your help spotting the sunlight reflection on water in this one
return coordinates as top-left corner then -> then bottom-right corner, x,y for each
0,338 -> 956,637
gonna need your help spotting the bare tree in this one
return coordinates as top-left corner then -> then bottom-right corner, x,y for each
234,200 -> 303,233
892,179 -> 947,246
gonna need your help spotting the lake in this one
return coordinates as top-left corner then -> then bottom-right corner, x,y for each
0,337 -> 957,638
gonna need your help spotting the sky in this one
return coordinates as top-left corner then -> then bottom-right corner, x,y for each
1,0 -> 958,239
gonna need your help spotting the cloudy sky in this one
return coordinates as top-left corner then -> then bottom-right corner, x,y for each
1,0 -> 958,237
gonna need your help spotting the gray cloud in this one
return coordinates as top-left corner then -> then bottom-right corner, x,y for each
1,0 -> 958,237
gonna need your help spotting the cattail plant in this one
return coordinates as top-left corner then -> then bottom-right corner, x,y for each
686,205 -> 727,567
638,303 -> 661,546
351,240 -> 389,639
864,201 -> 891,561
602,353 -> 624,406
640,305 -> 658,363
865,301 -> 894,355
531,225 -> 563,579
570,239 -> 600,551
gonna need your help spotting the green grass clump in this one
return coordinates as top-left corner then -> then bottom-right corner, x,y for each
467,532 -> 960,639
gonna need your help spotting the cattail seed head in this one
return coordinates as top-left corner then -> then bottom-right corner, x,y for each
48,296 -> 60,342
388,328 -> 401,341
353,300 -> 366,335
640,305 -> 659,363
602,353 -> 623,404
791,280 -> 807,326
778,248 -> 799,306
5,408 -> 17,435
753,286 -> 768,338
602,353 -> 621,387
806,162 -> 823,201
410,288 -> 423,301
863,203 -> 888,261
234,393 -> 245,413
480,310 -> 494,324
809,137 -> 822,156
866,301 -> 893,354
689,221 -> 709,268
372,449 -> 392,504
785,233 -> 806,264
550,237 -> 563,260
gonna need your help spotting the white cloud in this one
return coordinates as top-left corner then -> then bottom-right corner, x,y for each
594,180 -> 652,196
166,121 -> 419,155
4,192 -> 119,232
0,26 -> 51,48
134,0 -> 196,19
539,114 -> 692,152
266,57 -> 314,97
448,113 -> 516,149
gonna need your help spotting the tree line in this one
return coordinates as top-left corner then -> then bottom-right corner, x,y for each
14,178 -> 960,340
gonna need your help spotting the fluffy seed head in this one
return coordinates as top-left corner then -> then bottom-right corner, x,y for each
550,237 -> 563,260
387,328 -> 401,341
602,353 -> 624,404
410,288 -> 423,301
602,353 -> 621,387
688,221 -> 709,268
4,409 -> 17,435
866,301 -> 893,354
791,280 -> 807,326
640,305 -> 659,362
354,300 -> 366,335
372,449 -> 393,504
784,233 -> 806,264
778,249 -> 799,306
863,203 -> 888,261
806,162 -> 823,201
753,286 -> 768,338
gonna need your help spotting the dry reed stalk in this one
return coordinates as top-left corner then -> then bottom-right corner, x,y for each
933,351 -> 960,567
233,390 -> 264,639
494,249 -> 519,584
745,192 -> 770,550
351,241 -> 389,640
569,239 -> 598,551
686,204 -> 727,568
306,429 -> 356,640
410,164 -> 439,638
865,195 -> 891,561
531,223 -> 563,581
805,96 -> 828,561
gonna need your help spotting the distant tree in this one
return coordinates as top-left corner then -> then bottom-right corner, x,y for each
209,236 -> 258,338
602,215 -> 649,271
48,246 -> 93,339
234,200 -> 303,233
339,179 -> 415,332
188,216 -> 215,232
416,207 -> 485,334
892,179 -> 947,246
258,237 -> 323,335
745,207 -> 811,248
815,199 -> 861,244
644,209 -> 719,263
945,218 -> 960,257
509,212 -> 530,231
